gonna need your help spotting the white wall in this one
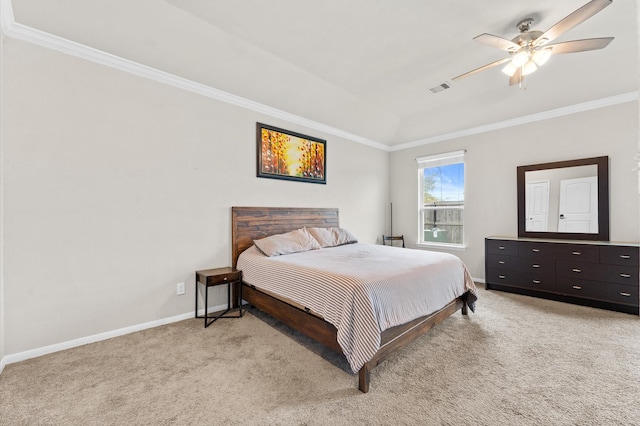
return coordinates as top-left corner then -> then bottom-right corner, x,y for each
390,101 -> 640,279
1,4 -> 637,369
0,30 -> 5,367
0,38 -> 389,357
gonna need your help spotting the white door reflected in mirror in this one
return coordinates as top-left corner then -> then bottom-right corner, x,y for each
525,180 -> 550,232
558,176 -> 598,233
524,164 -> 597,233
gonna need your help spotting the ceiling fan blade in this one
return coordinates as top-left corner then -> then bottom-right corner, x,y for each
474,33 -> 521,52
535,0 -> 613,46
509,67 -> 523,86
547,37 -> 614,54
452,57 -> 511,81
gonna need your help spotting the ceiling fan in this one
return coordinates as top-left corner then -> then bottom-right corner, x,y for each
452,0 -> 614,87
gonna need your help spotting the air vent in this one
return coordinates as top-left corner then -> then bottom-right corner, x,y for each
429,82 -> 452,94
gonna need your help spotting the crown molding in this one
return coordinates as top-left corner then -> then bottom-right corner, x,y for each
0,0 -> 12,34
390,91 -> 639,152
1,0 -> 637,154
0,0 -> 388,151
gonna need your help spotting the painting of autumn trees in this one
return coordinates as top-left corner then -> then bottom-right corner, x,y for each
257,123 -> 326,184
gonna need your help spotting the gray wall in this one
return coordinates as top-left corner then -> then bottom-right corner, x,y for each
0,39 -> 389,357
389,101 -> 640,279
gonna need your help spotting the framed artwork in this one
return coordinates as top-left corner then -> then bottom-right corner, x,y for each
256,123 -> 326,184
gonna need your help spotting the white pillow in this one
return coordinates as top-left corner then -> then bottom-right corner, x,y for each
306,227 -> 358,247
331,227 -> 358,246
254,228 -> 321,257
305,227 -> 335,248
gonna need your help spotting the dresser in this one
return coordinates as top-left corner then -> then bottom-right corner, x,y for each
485,237 -> 639,315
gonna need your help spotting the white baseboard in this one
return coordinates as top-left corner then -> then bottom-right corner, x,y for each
0,279 -> 484,372
0,303 -> 230,372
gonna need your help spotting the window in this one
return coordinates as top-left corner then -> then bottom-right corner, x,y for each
417,150 -> 465,247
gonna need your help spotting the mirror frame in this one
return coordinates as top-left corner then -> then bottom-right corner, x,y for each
517,156 -> 609,241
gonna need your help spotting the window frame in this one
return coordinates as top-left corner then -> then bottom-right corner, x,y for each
416,150 -> 466,250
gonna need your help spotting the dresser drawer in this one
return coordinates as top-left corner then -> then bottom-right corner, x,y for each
556,277 -> 639,306
519,258 -> 555,275
518,241 -> 558,259
519,273 -> 555,292
554,244 -> 599,263
486,239 -> 518,256
600,245 -> 639,267
557,260 -> 639,285
486,268 -> 518,285
601,283 -> 639,305
486,254 -> 556,275
556,277 -> 602,299
486,254 -> 520,271
487,269 -> 554,292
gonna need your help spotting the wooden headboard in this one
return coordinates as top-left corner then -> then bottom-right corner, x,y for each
231,207 -> 339,268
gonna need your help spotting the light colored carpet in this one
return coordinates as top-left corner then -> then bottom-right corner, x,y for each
1,285 -> 639,425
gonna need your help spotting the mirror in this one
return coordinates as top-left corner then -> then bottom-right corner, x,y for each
517,156 -> 609,241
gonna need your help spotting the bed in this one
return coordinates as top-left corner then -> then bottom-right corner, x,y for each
231,206 -> 477,393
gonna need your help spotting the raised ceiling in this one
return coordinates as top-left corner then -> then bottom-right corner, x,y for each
8,0 -> 639,147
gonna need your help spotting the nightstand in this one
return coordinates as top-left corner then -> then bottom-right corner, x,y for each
195,267 -> 243,328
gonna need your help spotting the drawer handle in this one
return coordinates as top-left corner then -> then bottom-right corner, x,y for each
224,277 -> 228,281
532,264 -> 540,268
620,273 -> 631,278
572,285 -> 582,290
498,275 -> 506,279
572,268 -> 582,273
619,255 -> 631,259
572,251 -> 581,255
532,248 -> 540,252
620,292 -> 631,297
498,261 -> 505,264
532,280 -> 541,284
498,246 -> 505,250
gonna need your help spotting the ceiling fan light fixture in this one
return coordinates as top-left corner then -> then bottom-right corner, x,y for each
454,0 -> 614,87
512,50 -> 530,67
522,60 -> 538,76
532,48 -> 552,66
501,62 -> 518,77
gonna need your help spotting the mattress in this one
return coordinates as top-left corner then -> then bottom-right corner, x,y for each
237,243 -> 477,373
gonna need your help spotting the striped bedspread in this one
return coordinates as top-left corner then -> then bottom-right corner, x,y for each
237,243 -> 477,373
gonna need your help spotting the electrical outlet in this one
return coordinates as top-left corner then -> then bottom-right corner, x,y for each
176,282 -> 185,295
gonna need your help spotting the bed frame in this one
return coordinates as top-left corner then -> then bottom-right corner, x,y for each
231,206 -> 468,393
